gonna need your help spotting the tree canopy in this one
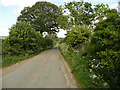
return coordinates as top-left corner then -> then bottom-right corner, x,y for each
17,1 -> 59,34
2,21 -> 54,57
64,25 -> 91,48
57,0 -> 116,30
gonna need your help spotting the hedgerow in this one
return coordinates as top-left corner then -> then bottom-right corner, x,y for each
60,8 -> 120,88
2,21 -> 53,57
64,25 -> 91,49
88,14 -> 120,88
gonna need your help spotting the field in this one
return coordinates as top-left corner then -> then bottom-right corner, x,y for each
0,36 -> 7,39
58,37 -> 64,41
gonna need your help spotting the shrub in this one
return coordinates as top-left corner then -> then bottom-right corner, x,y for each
44,35 -> 54,48
64,25 -> 91,49
2,21 -> 45,57
88,14 -> 120,88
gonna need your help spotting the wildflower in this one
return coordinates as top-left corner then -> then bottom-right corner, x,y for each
90,74 -> 97,79
89,69 -> 92,72
104,83 -> 108,86
92,74 -> 97,79
91,65 -> 94,68
93,59 -> 95,61
101,66 -> 104,68
95,64 -> 99,68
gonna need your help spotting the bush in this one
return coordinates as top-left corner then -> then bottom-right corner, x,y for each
64,25 -> 91,49
2,21 -> 45,57
44,35 -> 54,48
59,43 -> 108,88
88,14 -> 120,88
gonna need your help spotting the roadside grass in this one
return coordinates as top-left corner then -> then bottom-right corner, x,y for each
2,55 -> 33,67
59,43 -> 109,88
2,46 -> 53,67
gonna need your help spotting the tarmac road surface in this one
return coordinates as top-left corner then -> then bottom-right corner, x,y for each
2,43 -> 77,88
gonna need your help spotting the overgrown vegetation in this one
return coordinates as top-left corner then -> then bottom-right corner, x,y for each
59,0 -> 120,88
60,43 -> 109,88
2,0 -> 120,88
2,21 -> 55,67
2,1 -> 59,67
88,13 -> 120,88
64,25 -> 91,49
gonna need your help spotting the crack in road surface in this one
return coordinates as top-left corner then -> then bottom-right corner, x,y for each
2,43 -> 77,88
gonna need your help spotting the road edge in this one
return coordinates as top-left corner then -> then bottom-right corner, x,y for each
58,49 -> 78,88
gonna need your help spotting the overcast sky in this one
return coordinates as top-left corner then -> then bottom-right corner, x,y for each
0,0 -> 119,37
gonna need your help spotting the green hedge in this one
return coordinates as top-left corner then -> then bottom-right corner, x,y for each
88,14 -> 120,88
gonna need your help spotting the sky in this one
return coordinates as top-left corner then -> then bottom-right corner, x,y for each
0,0 -> 119,37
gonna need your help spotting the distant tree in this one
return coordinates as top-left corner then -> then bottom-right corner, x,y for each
17,1 -> 59,34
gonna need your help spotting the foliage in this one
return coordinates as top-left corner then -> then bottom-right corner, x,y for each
88,13 -> 120,88
2,21 -> 53,57
59,1 -> 120,88
57,0 -> 114,30
2,54 -> 33,67
64,25 -> 91,48
44,35 -> 54,49
59,43 -> 109,88
17,1 -> 59,34
64,1 -> 94,26
57,6 -> 72,30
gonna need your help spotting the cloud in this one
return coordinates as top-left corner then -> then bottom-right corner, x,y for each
0,0 -> 43,14
0,0 -> 40,6
0,0 -> 118,9
57,29 -> 67,38
13,6 -> 24,14
0,0 -> 73,14
0,27 -> 9,36
0,0 -> 118,6
0,0 -> 69,6
84,0 -> 117,3
110,3 -> 118,9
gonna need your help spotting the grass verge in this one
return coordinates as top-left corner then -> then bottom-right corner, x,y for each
2,55 -> 34,67
2,47 -> 52,68
59,43 -> 109,88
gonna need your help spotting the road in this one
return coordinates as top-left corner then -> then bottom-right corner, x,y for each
2,43 -> 77,88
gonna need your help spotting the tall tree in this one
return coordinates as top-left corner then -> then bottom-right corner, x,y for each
17,1 -> 59,34
57,6 -> 71,30
57,0 -> 115,30
59,0 -> 94,29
